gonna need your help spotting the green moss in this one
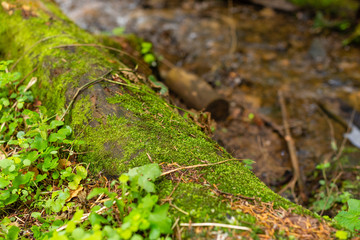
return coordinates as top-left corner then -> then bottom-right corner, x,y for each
71,95 -> 93,126
0,0 -> 312,224
0,1 -> 116,115
157,180 -> 263,236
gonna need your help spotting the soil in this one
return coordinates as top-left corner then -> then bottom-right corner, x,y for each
55,0 -> 360,213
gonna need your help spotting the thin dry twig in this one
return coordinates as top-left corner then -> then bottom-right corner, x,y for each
160,159 -> 241,177
171,217 -> 180,230
162,172 -> 184,202
277,91 -> 306,202
319,172 -> 343,216
60,69 -> 112,120
180,222 -> 251,231
318,106 -> 337,151
213,188 -> 256,201
169,203 -> 189,215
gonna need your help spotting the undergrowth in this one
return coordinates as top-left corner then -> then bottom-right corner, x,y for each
288,0 -> 360,44
309,152 -> 360,238
0,60 -> 172,239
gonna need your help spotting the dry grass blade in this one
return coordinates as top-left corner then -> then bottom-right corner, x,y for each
180,222 -> 251,231
160,159 -> 241,176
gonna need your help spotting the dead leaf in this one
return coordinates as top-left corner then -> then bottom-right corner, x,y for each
67,186 -> 84,201
58,159 -> 72,169
21,4 -> 38,18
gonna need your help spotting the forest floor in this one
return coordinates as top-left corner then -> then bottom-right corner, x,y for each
54,0 -> 360,218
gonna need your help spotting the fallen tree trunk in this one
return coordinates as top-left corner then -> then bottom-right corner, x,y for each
0,0 -> 332,237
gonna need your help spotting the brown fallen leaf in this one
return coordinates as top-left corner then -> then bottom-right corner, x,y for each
67,186 -> 84,201
58,159 -> 72,169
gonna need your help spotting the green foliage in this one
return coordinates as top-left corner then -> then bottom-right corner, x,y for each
313,12 -> 351,31
49,164 -> 171,240
335,230 -> 349,240
242,159 -> 255,170
289,0 -> 360,44
148,75 -> 168,96
140,42 -> 157,67
0,61 -> 82,214
0,62 -> 171,239
334,199 -> 360,232
343,23 -> 360,45
310,159 -> 358,214
0,60 -> 33,142
310,155 -> 359,238
0,217 -> 20,240
112,27 -> 125,36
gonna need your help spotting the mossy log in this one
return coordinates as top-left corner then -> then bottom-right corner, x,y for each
0,0 -> 323,234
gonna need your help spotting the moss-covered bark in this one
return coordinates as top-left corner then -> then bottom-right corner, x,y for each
0,0 -> 320,233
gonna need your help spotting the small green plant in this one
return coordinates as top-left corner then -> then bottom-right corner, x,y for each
148,75 -> 168,96
140,42 -> 157,67
243,159 -> 255,170
313,11 -> 351,31
112,27 -> 125,36
289,0 -> 360,45
311,162 -> 354,214
334,198 -> 360,232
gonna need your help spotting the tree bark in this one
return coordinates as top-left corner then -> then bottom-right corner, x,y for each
0,0 -> 315,230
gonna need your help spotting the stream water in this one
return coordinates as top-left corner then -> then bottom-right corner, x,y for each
55,0 -> 360,211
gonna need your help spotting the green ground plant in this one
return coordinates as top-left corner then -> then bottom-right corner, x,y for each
311,162 -> 352,214
309,149 -> 360,238
289,0 -> 360,44
334,199 -> 360,234
0,60 -> 172,239
140,42 -> 157,67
